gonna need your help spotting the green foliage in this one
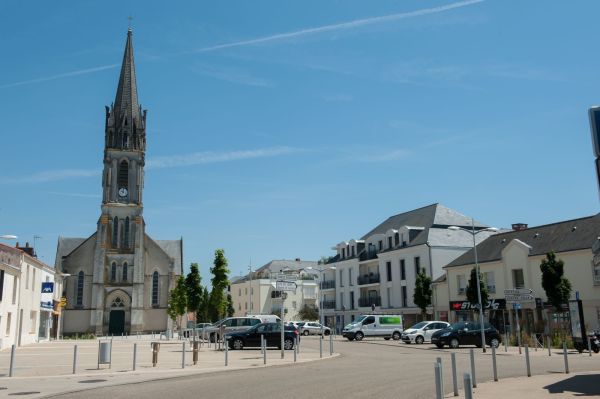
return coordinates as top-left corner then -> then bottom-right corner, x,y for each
185,263 -> 203,314
413,270 -> 432,318
466,267 -> 488,313
540,252 -> 572,312
197,288 -> 210,322
297,304 -> 319,321
226,294 -> 235,317
209,249 -> 230,322
167,276 -> 187,328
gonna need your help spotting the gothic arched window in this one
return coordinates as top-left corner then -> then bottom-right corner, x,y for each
122,262 -> 128,282
118,160 -> 128,190
111,262 -> 117,282
76,271 -> 84,306
112,217 -> 118,247
111,296 -> 125,308
122,133 -> 129,148
123,217 -> 130,248
152,271 -> 159,306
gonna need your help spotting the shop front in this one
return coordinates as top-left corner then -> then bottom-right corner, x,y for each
449,299 -> 507,333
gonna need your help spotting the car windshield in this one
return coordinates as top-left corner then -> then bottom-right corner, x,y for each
409,322 -> 428,330
354,315 -> 367,324
449,322 -> 468,331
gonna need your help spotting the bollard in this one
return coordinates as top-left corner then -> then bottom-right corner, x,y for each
434,362 -> 443,399
319,334 -> 323,359
261,334 -> 264,355
463,373 -> 473,399
492,345 -> 498,381
548,336 -> 552,356
294,337 -> 297,363
525,344 -> 531,377
152,342 -> 159,367
504,332 -> 508,352
133,343 -> 137,371
451,352 -> 458,396
9,344 -> 15,377
182,341 -> 186,369
297,335 -> 300,354
193,340 -> 199,365
469,349 -> 477,388
588,336 -> 593,357
436,357 -> 444,395
563,341 -> 569,374
73,345 -> 78,374
225,336 -> 229,366
263,335 -> 267,365
330,333 -> 333,356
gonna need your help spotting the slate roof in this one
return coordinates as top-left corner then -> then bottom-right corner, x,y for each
155,238 -> 184,275
445,214 -> 600,268
113,29 -> 141,125
54,236 -> 90,269
255,259 -> 319,274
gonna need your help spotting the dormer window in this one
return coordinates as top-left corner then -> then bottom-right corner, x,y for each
351,246 -> 355,257
378,240 -> 383,251
388,236 -> 393,249
342,248 -> 346,258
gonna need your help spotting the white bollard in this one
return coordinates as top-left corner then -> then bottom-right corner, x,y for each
72,345 -> 78,374
181,342 -> 185,369
563,341 -> 569,374
451,352 -> 458,396
133,343 -> 137,371
9,344 -> 16,377
434,362 -> 443,399
469,349 -> 477,388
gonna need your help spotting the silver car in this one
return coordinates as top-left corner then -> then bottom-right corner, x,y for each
204,317 -> 262,342
298,321 -> 331,336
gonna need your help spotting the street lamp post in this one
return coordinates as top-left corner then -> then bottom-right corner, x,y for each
449,219 -> 498,353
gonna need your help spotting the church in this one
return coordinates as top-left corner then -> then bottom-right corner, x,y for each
55,29 -> 183,335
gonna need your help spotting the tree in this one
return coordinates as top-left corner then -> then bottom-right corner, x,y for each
413,270 -> 432,320
185,263 -> 203,338
466,267 -> 489,317
167,276 -> 187,334
297,304 -> 319,321
198,288 -> 210,322
226,294 -> 235,317
540,252 -> 572,312
209,249 -> 230,322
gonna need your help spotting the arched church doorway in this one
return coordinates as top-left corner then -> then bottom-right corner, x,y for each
106,292 -> 130,335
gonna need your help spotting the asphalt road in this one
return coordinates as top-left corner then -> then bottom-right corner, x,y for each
54,337 -> 600,399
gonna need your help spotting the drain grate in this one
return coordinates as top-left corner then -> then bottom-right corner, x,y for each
78,379 -> 107,384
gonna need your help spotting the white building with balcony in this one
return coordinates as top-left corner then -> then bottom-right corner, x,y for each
323,204 -> 496,331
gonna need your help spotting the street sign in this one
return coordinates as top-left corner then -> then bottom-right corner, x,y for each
275,273 -> 299,281
41,282 -> 54,293
276,281 -> 297,291
504,288 -> 533,295
505,294 -> 535,302
512,303 -> 521,310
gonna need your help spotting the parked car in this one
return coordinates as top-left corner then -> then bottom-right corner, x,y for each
204,317 -> 262,342
298,321 -> 331,336
343,314 -> 403,341
430,321 -> 501,349
246,314 -> 281,323
401,321 -> 450,344
183,322 -> 212,338
227,322 -> 298,350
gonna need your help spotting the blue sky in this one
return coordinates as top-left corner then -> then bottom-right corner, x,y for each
1,0 -> 598,282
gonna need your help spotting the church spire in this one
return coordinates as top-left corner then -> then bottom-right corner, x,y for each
114,28 -> 140,125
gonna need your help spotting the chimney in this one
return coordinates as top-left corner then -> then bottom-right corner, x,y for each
512,223 -> 528,231
16,242 -> 36,257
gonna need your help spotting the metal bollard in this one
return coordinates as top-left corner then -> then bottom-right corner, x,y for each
504,332 -> 508,352
73,345 -> 78,374
451,352 -> 458,396
263,335 -> 267,365
193,340 -> 199,365
563,341 -> 569,374
182,342 -> 186,369
525,344 -> 531,377
133,343 -> 137,371
463,373 -> 473,399
492,345 -> 498,381
434,362 -> 443,399
261,334 -> 264,355
330,333 -> 333,356
469,349 -> 477,388
588,336 -> 593,357
225,336 -> 229,366
294,337 -> 297,363
319,335 -> 323,358
152,342 -> 159,367
9,344 -> 15,377
297,335 -> 300,354
436,357 -> 444,395
548,336 -> 552,356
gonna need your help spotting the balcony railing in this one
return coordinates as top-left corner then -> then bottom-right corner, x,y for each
358,296 -> 381,307
359,249 -> 378,261
358,274 -> 380,285
322,300 -> 336,309
321,280 -> 336,290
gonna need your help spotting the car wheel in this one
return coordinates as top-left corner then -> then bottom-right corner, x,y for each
489,338 -> 500,348
324,330 -> 331,336
593,346 -> 599,354
384,337 -> 390,341
449,338 -> 459,349
232,338 -> 244,350
415,335 -> 424,345
284,338 -> 294,350
392,331 -> 401,341
303,330 -> 310,336
347,337 -> 354,341
436,343 -> 444,349
354,332 -> 364,341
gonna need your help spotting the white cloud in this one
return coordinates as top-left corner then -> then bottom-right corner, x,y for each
0,64 -> 119,89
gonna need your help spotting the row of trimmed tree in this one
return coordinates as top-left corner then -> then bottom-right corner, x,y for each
413,251 -> 572,318
167,249 -> 236,334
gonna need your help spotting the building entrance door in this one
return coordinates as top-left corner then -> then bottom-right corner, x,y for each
109,310 -> 125,335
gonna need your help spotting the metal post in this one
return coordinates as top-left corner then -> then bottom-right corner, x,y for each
492,345 -> 498,381
434,363 -> 443,399
588,336 -> 593,356
281,303 -> 285,359
72,345 -> 78,374
263,335 -> 267,365
436,357 -> 444,395
181,341 -> 185,369
193,340 -> 199,365
261,334 -> 264,354
451,352 -> 458,397
319,333 -> 323,358
563,341 -> 569,374
463,373 -> 473,399
504,331 -> 508,352
471,219 -> 486,353
225,336 -> 229,366
294,336 -> 297,363
525,344 -> 531,377
548,336 -> 552,356
516,309 -> 522,354
330,333 -> 333,355
133,343 -> 137,371
469,349 -> 477,388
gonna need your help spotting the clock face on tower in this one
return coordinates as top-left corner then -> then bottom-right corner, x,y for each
118,187 -> 128,197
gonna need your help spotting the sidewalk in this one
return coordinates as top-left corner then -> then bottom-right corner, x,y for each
448,371 -> 600,398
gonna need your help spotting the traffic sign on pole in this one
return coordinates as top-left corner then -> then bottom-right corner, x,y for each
276,281 -> 297,291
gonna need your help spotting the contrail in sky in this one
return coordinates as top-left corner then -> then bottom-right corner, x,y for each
0,64 -> 119,89
186,0 -> 485,54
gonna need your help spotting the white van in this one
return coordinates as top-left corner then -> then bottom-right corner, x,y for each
342,314 -> 403,341
247,314 -> 281,323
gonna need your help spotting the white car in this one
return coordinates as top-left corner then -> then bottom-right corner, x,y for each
298,321 -> 331,336
401,321 -> 450,344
